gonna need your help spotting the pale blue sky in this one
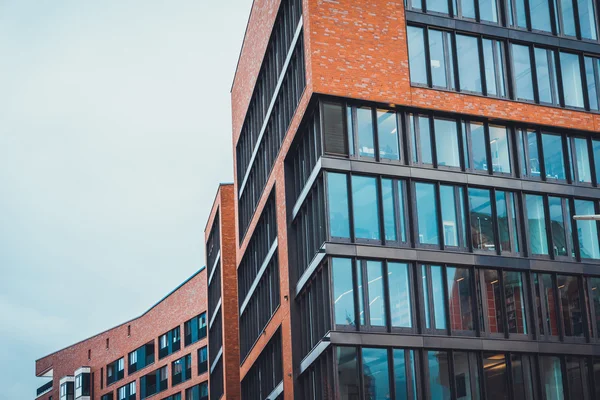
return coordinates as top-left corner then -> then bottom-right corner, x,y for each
0,1 -> 252,398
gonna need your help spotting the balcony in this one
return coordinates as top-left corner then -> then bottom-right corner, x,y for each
36,380 -> 52,397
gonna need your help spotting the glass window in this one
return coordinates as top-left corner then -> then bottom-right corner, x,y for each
427,0 -> 450,14
447,267 -> 474,331
574,138 -> 592,183
483,353 -> 509,400
503,271 -> 528,334
426,351 -> 451,399
418,116 -> 433,164
416,182 -> 439,245
377,110 -> 400,161
362,348 -> 390,400
356,261 -> 366,327
566,356 -> 591,399
559,0 -> 577,36
470,123 -> 487,171
429,30 -> 454,89
594,140 -> 600,183
382,179 -> 397,242
469,188 -> 496,251
479,269 -> 504,334
529,0 -> 553,31
578,0 -> 598,40
357,107 -> 375,157
388,262 -> 413,328
539,356 -> 564,400
435,118 -> 461,168
441,185 -> 459,247
432,265 -> 447,329
496,191 -> 519,253
512,44 -> 534,101
457,35 -> 482,93
327,173 -> 350,239
511,354 -> 536,400
489,125 -> 511,174
393,349 -> 417,400
337,347 -> 360,398
520,129 -> 542,178
333,258 -> 356,327
585,57 -> 599,111
557,275 -> 585,337
548,197 -> 572,257
453,352 -> 480,400
366,261 -> 386,327
461,0 -> 476,18
535,48 -> 559,105
397,181 -> 407,242
479,0 -> 499,22
589,277 -> 600,336
560,52 -> 585,108
482,39 -> 506,97
407,26 -> 428,85
542,133 -> 566,180
352,175 -> 380,241
347,106 -> 355,156
534,273 -> 560,337
575,199 -> 600,259
526,194 -> 549,255
508,0 -> 528,28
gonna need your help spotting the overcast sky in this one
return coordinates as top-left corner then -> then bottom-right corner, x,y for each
0,1 -> 252,397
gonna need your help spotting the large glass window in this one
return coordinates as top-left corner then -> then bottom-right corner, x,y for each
479,269 -> 504,334
429,30 -> 455,89
388,263 -> 413,328
525,194 -> 549,255
529,0 -> 553,31
327,173 -> 350,239
469,188 -> 496,251
434,118 -> 461,168
453,352 -> 481,400
483,353 -> 508,400
352,175 -> 380,241
382,179 -> 397,242
362,348 -> 390,400
548,197 -> 573,257
573,138 -> 592,183
560,52 -> 585,108
535,48 -> 559,105
422,265 -> 448,330
534,273 -> 560,337
393,349 -> 417,400
575,199 -> 600,259
356,107 -> 375,158
377,110 -> 400,161
496,191 -> 519,253
366,261 -> 386,327
511,354 -> 537,400
337,347 -> 360,398
457,34 -> 482,93
504,271 -> 528,334
416,182 -> 439,245
489,125 -> 511,174
557,275 -> 585,337
407,26 -> 428,85
447,267 -> 474,332
542,133 -> 566,180
426,351 -> 451,399
333,258 -> 356,327
539,356 -> 564,400
512,44 -> 535,101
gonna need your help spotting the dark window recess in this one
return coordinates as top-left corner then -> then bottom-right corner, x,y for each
208,258 -> 221,320
184,313 -> 207,347
206,211 -> 220,275
209,359 -> 224,400
240,255 -> 281,361
128,341 -> 154,374
106,357 -> 125,386
158,326 -> 181,359
139,365 -> 167,399
322,101 -> 346,156
208,308 -> 223,366
298,262 -> 332,358
298,348 -> 335,400
241,329 -> 283,400
75,371 -> 91,398
161,393 -> 182,400
238,191 -> 277,306
237,34 -> 306,239
185,382 -> 208,400
116,382 -> 136,400
197,346 -> 208,375
100,394 -> 113,400
292,176 -> 326,277
171,353 -> 192,386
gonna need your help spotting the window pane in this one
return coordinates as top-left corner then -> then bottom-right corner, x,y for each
511,0 -> 528,27
483,353 -> 509,400
453,352 -> 480,400
540,356 -> 564,400
557,275 -> 585,337
559,0 -> 577,36
356,260 -> 366,326
347,106 -> 355,156
560,52 -> 585,108
496,191 -> 517,253
456,35 -> 482,93
356,107 -> 375,157
542,133 -> 566,180
511,354 -> 536,400
366,261 -> 386,327
469,188 -> 496,251
398,181 -> 407,242
503,271 -> 528,334
589,278 -> 600,336
362,348 -> 390,400
489,125 -> 511,174
461,0 -> 476,18
479,0 -> 499,22
594,140 -> 600,183
393,349 -> 416,400
470,123 -> 487,171
529,0 -> 553,31
447,267 -> 474,331
441,185 -> 459,247
377,110 -> 400,160
429,30 -> 454,88
479,269 -> 504,334
585,58 -> 599,111
435,118 -> 461,167
575,199 -> 600,259
548,197 -> 570,257
566,356 -> 591,400
382,179 -> 397,242
333,258 -> 355,327
512,44 -> 534,101
337,347 -> 360,399
327,173 -> 350,238
388,262 -> 413,328
426,351 -> 451,399
483,39 -> 498,96
416,183 -> 439,245
419,116 -> 433,164
352,175 -> 380,240
407,26 -> 428,85
526,194 -> 549,255
535,273 -> 560,336
574,138 -> 592,183
432,265 -> 447,329
578,0 -> 598,39
427,0 -> 450,14
523,130 -> 541,177
535,48 -> 559,104
422,265 -> 431,329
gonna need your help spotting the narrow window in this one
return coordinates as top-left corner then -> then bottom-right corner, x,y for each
88,350 -> 91,361
496,191 -> 519,254
585,57 -> 599,111
469,122 -> 487,171
337,347 -> 360,398
106,338 -> 109,349
347,106 -> 355,156
453,352 -> 481,400
327,172 -> 350,239
469,188 -> 496,251
525,194 -> 549,255
426,350 -> 451,399
422,265 -> 447,330
418,116 -> 433,165
397,181 -> 407,242
440,185 -> 460,247
127,325 -> 131,337
578,0 -> 598,39
557,275 -> 585,337
574,199 -> 600,259
573,138 -> 592,183
407,26 -> 428,85
377,110 -> 400,161
332,258 -> 355,327
489,125 -> 511,174
560,52 -> 585,108
415,182 -> 439,245
512,44 -> 535,101
366,261 -> 386,327
388,262 -> 413,328
539,356 -> 564,399
393,349 -> 417,400
483,353 -> 508,396
534,273 -> 560,337
382,179 -> 397,242
511,354 -> 537,400
559,0 -> 577,36
355,260 -> 366,326
566,356 -> 592,399
503,271 -> 528,334
351,175 -> 380,241
429,30 -> 455,89
434,118 -> 461,168
456,34 -> 482,93
362,348 -> 390,397
588,277 -> 600,335
483,39 -> 507,97
356,107 -> 375,158
446,266 -> 474,331
529,0 -> 552,31
594,140 -> 600,183
534,48 -> 559,105
541,133 -> 566,180
548,196 -> 573,257
479,269 -> 504,334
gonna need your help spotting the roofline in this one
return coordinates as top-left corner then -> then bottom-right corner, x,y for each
204,182 -> 234,232
230,0 -> 257,93
35,266 -> 206,367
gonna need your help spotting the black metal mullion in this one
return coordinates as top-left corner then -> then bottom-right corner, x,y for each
543,195 -> 555,259
498,268 -> 510,338
555,49 -> 567,108
424,27 -> 433,88
436,183 -> 445,250
478,36 -> 488,96
579,53 -> 591,111
547,49 -> 560,106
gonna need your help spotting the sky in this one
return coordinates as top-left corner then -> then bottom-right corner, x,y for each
0,1 -> 252,398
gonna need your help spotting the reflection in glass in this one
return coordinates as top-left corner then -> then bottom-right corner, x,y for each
357,107 -> 375,157
542,133 -> 566,180
529,0 -> 552,31
447,267 -> 474,331
416,183 -> 439,245
508,0 -> 527,28
496,191 -> 519,253
382,179 -> 397,242
560,52 -> 585,108
356,261 -> 365,326
559,0 -> 577,36
427,351 -> 451,399
479,0 -> 499,22
408,27 -> 428,85
388,263 -> 412,328
540,356 -> 564,400
512,44 -> 534,101
483,353 -> 508,400
511,354 -> 536,400
489,125 -> 511,174
441,185 -> 460,247
393,349 -> 417,400
525,130 -> 541,177
352,175 -> 380,241
427,0 -> 450,13
367,261 -> 386,327
534,273 -> 560,336
398,181 -> 407,242
333,258 -> 355,327
535,48 -> 559,104
419,116 -> 433,164
548,197 -> 570,257
337,347 -> 360,399
435,118 -> 461,167
362,348 -> 390,400
483,39 -> 506,97
469,188 -> 495,251
377,110 -> 400,160
526,194 -> 549,255
575,200 -> 600,259
578,0 -> 598,39
557,275 -> 584,337
594,140 -> 600,183
589,277 -> 600,336
327,173 -> 350,238
457,35 -> 482,93
429,30 -> 454,89
453,352 -> 480,400
574,138 -> 592,183
585,57 -> 599,111
470,123 -> 487,171
503,271 -> 528,334
432,265 -> 447,329
422,265 -> 431,329
479,269 -> 504,334
566,356 -> 591,399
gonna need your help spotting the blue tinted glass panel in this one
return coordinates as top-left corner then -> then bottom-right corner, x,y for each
574,138 -> 592,183
496,191 -> 518,253
535,48 -> 559,104
427,351 -> 451,399
327,173 -> 350,238
419,116 -> 433,164
362,348 -> 390,400
470,123 -> 487,171
469,188 -> 496,251
548,197 -> 570,257
393,349 -> 414,400
388,263 -> 412,328
357,107 -> 375,158
356,260 -> 366,326
398,181 -> 407,242
432,265 -> 447,329
440,185 -> 459,247
427,0 -> 450,14
377,110 -> 400,160
594,140 -> 600,183
529,0 -> 552,31
456,35 -> 482,93
462,0 -> 476,18
540,356 -> 564,400
367,261 -> 386,327
408,27 -> 428,85
526,194 -> 549,255
483,39 -> 506,97
585,57 -> 599,111
416,183 -> 439,245
429,30 -> 453,88
578,0 -> 598,40
542,133 -> 566,180
435,118 -> 460,168
560,0 -> 577,36
489,125 -> 511,174
422,265 -> 431,329
382,179 -> 397,242
479,0 -> 499,22
333,258 -> 355,326
526,130 -> 541,177
347,107 -> 354,156
575,200 -> 600,259
560,52 -> 584,108
512,45 -> 535,101
337,347 -> 360,398
352,175 -> 380,240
